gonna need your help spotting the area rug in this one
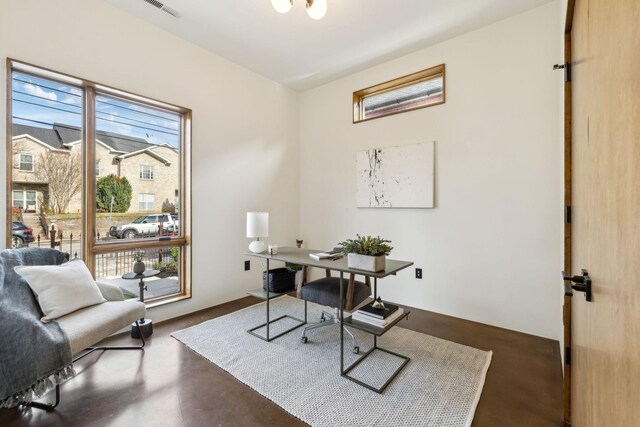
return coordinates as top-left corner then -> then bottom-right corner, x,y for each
172,296 -> 492,427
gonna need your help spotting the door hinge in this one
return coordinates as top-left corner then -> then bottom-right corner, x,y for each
553,63 -> 571,82
565,346 -> 571,365
565,205 -> 571,224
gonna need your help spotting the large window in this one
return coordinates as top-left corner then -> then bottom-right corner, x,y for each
7,60 -> 192,306
353,64 -> 445,123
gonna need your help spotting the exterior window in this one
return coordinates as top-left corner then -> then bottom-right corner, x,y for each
138,193 -> 155,211
19,153 -> 34,171
12,191 -> 24,209
12,190 -> 37,211
8,60 -> 192,306
139,165 -> 154,180
353,64 -> 445,123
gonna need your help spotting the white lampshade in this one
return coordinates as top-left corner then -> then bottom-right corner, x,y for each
306,0 -> 327,20
247,212 -> 269,238
247,212 -> 269,253
272,0 -> 293,14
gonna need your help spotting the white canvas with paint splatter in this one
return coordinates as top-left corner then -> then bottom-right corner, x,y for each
356,141 -> 435,208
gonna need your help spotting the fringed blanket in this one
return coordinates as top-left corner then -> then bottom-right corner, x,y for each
0,248 -> 75,408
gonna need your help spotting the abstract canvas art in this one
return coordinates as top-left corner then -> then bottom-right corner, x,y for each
356,141 -> 435,208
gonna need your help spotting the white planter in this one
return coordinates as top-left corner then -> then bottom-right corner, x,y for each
347,253 -> 386,272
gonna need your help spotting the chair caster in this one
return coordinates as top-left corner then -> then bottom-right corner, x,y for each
301,336 -> 308,343
353,346 -> 359,354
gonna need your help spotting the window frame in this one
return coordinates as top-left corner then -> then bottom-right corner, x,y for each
138,193 -> 155,211
352,64 -> 445,123
18,153 -> 34,172
139,164 -> 154,180
6,58 -> 193,308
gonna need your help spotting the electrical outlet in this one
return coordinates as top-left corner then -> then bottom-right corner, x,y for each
244,260 -> 250,271
415,268 -> 422,279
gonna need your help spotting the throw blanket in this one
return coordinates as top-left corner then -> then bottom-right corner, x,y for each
0,248 -> 75,408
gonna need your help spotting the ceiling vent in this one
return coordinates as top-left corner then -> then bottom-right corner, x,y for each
143,0 -> 182,18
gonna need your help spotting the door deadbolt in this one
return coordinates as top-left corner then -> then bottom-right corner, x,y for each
562,269 -> 592,302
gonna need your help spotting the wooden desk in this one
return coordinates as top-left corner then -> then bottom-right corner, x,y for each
246,246 -> 414,393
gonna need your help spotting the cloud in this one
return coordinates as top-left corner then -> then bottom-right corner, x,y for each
61,95 -> 80,105
23,83 -> 58,101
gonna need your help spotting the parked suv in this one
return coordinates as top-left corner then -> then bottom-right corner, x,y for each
109,214 -> 179,239
12,221 -> 36,248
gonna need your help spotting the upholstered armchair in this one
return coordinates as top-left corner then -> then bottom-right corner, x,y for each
0,248 -> 146,411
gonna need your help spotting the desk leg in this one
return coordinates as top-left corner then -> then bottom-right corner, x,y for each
340,275 -> 410,393
247,257 -> 306,342
340,271 -> 344,374
266,258 -> 270,341
373,277 -> 377,349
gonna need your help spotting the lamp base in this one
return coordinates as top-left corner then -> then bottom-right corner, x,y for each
249,239 -> 267,253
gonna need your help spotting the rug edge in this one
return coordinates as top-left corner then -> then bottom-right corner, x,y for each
464,350 -> 493,427
170,295 -> 298,338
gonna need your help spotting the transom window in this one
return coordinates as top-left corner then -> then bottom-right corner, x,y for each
19,153 -> 34,171
140,165 -> 154,180
353,64 -> 445,123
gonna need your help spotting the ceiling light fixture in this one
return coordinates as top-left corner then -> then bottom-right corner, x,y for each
271,0 -> 327,20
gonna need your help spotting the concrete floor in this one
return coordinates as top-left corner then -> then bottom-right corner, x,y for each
0,296 -> 563,427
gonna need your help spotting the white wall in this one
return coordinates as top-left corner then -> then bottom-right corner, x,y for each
299,2 -> 563,339
0,0 -> 300,322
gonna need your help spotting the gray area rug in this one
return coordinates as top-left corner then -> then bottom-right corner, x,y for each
172,296 -> 492,427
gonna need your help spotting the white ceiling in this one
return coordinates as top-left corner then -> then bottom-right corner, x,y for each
103,0 -> 552,91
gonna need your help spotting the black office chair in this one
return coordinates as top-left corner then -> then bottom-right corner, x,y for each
297,267 -> 371,354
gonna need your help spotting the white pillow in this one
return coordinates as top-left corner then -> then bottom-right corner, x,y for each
15,259 -> 106,322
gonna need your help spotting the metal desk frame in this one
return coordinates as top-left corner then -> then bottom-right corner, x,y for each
246,257 -> 307,342
246,247 -> 413,392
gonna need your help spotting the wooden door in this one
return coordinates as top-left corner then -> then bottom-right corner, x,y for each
570,0 -> 640,425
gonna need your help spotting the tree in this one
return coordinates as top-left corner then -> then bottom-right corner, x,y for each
96,174 -> 132,213
34,151 -> 82,214
161,198 -> 176,213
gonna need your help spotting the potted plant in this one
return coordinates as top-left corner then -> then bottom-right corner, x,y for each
132,249 -> 146,274
338,234 -> 393,272
286,262 -> 304,288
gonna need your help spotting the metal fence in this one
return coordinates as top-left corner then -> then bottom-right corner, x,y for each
13,226 -> 176,279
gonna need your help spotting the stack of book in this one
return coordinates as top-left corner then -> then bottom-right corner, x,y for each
352,301 -> 404,328
309,248 -> 344,261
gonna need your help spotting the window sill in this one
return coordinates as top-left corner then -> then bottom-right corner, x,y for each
145,292 -> 191,309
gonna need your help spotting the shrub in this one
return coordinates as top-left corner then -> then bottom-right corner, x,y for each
169,246 -> 179,261
162,198 -> 176,213
96,174 -> 132,213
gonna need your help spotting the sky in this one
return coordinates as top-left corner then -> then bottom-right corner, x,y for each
12,71 -> 180,148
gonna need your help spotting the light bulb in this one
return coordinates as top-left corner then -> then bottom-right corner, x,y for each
306,0 -> 327,20
272,0 -> 293,14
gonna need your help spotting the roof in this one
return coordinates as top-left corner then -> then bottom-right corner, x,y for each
12,123 -> 64,149
12,123 -> 169,155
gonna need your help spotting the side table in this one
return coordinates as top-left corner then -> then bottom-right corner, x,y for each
122,269 -> 160,338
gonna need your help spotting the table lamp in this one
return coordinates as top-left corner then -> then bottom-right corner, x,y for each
247,212 -> 269,253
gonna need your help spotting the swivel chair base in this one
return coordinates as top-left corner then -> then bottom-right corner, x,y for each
300,307 -> 360,354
